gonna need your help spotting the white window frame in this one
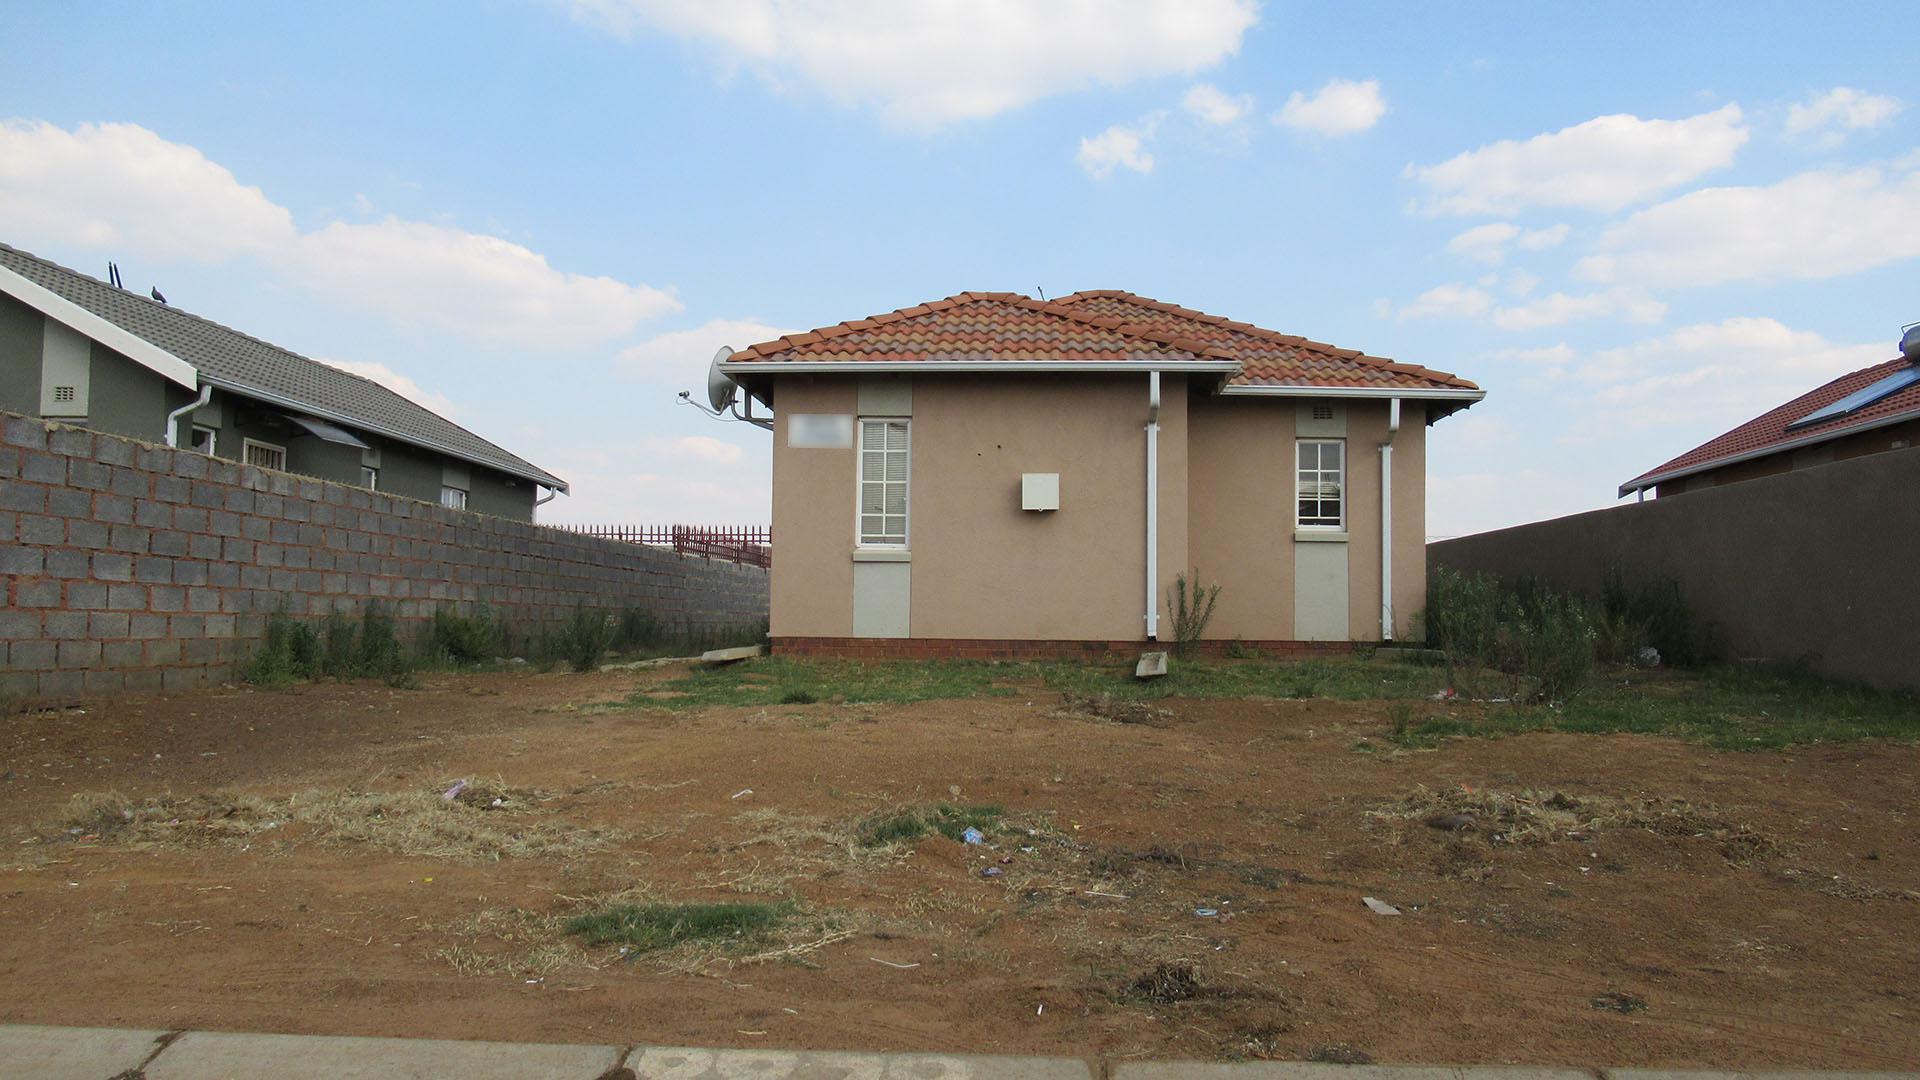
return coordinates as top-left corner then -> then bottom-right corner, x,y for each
1295,438 -> 1345,530
189,424 -> 217,456
440,485 -> 468,511
242,438 -> 286,472
361,466 -> 379,491
855,417 -> 910,549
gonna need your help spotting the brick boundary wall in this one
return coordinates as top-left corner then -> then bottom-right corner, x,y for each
771,637 -> 1359,661
0,412 -> 768,702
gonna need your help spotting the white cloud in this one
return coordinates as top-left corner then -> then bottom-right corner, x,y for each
318,358 -> 460,417
1516,223 -> 1569,251
1576,164 -> 1920,287
0,120 -> 295,260
1504,270 -> 1540,296
1183,83 -> 1252,126
657,434 -> 744,464
1483,343 -> 1576,368
0,120 -> 678,347
616,317 -> 797,381
1447,222 -> 1566,265
1410,105 -> 1748,215
1490,288 -> 1666,332
1786,87 -> 1904,141
1574,317 -> 1889,432
567,0 -> 1259,129
1395,283 -> 1492,321
1446,223 -> 1520,264
1273,77 -> 1386,136
1077,114 -> 1163,178
293,220 -> 679,347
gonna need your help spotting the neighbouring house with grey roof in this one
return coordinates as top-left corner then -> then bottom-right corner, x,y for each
0,242 -> 565,521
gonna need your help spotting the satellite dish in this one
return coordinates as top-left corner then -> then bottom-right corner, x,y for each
706,346 -> 740,412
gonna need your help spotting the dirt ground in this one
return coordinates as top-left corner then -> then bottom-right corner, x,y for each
1,664 -> 1916,1068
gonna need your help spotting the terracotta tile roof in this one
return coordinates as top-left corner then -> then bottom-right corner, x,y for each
726,292 -> 1237,365
1621,355 -> 1920,493
1053,290 -> 1479,392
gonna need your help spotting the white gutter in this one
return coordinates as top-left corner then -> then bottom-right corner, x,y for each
1380,397 -> 1400,642
1145,371 -> 1161,641
723,360 -> 1239,375
1219,384 -> 1484,402
164,384 -> 213,448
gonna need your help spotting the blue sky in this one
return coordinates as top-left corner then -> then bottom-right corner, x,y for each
3,1 -> 1915,535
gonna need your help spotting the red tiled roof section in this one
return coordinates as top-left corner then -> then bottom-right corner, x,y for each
1053,291 -> 1479,391
1623,355 -> 1920,490
726,292 -> 1237,365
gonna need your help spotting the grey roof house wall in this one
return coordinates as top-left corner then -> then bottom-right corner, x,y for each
0,242 -> 565,500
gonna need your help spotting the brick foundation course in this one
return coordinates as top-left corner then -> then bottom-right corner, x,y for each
771,637 -> 1359,661
0,413 -> 768,702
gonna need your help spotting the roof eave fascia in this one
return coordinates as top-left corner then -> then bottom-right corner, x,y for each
1617,405 -> 1920,497
1218,384 -> 1486,402
200,376 -> 569,494
723,360 -> 1242,374
0,264 -> 198,390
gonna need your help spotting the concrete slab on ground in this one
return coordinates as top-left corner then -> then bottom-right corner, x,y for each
1114,1066 -> 1596,1080
143,1030 -> 623,1079
1609,1072 -> 1919,1080
627,1045 -> 1097,1078
0,1024 -> 168,1079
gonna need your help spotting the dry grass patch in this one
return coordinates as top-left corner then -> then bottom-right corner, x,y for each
1056,691 -> 1171,726
49,780 -> 625,861
1367,785 -> 1781,862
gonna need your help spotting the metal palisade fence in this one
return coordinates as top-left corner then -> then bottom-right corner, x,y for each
557,524 -> 772,568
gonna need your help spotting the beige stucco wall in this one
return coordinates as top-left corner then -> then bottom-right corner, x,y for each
908,374 -> 1186,639
1186,395 -> 1294,639
769,377 -> 857,636
767,372 -> 1431,643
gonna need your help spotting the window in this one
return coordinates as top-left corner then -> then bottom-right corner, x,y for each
242,439 -> 286,471
1296,439 -> 1344,529
858,418 -> 909,546
361,466 -> 379,490
440,486 -> 468,511
189,425 -> 217,455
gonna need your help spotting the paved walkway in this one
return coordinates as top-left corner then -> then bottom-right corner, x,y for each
1,1024 -> 1912,1079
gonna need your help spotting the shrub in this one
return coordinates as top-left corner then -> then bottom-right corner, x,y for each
427,605 -> 504,665
549,609 -> 614,673
247,605 -> 414,686
1168,570 -> 1222,656
1422,568 -> 1596,704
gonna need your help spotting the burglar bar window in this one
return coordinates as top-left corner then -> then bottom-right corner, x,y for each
1296,439 -> 1344,528
858,418 -> 909,546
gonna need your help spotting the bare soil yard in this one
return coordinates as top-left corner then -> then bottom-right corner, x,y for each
1,659 -> 1916,1067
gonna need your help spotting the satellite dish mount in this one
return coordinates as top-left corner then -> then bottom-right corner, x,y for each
680,347 -> 771,430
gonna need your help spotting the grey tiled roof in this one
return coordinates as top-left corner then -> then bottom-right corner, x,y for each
0,242 -> 565,490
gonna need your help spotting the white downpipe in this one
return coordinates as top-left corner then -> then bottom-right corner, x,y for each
1145,371 -> 1161,640
164,384 -> 212,448
1380,397 -> 1400,641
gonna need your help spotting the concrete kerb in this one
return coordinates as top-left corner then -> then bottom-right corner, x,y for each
2,1027 -> 1915,1080
0,1024 -> 172,1079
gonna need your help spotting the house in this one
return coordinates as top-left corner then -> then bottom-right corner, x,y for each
0,242 -> 566,520
717,291 -> 1483,655
1619,346 -> 1920,500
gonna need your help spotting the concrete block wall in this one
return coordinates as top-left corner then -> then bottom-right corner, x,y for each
0,412 -> 768,701
1429,444 -> 1920,692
